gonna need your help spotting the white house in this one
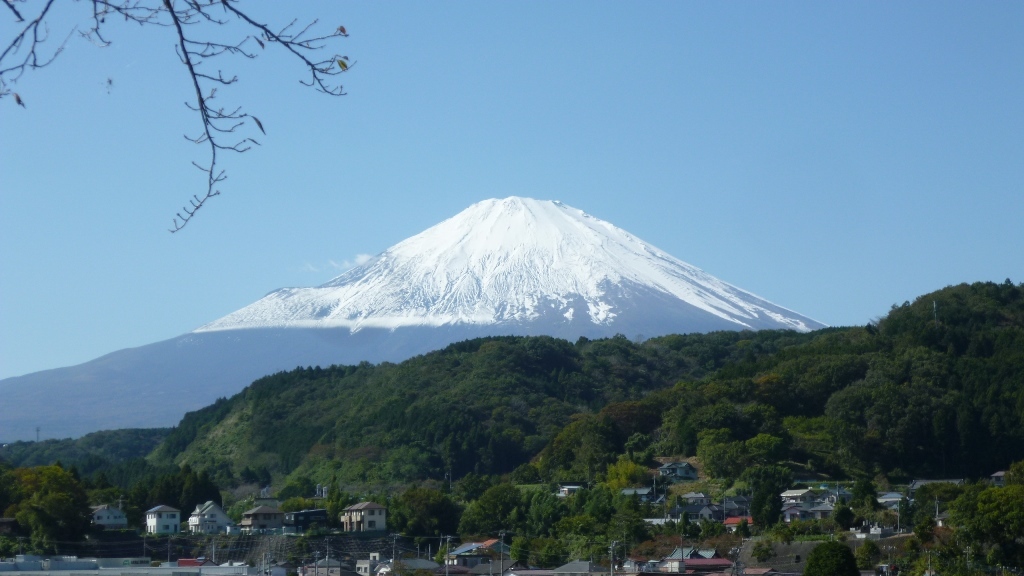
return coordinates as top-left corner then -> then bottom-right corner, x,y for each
658,462 -> 698,482
91,504 -> 127,530
340,502 -> 386,532
781,489 -> 816,505
146,505 -> 181,534
681,492 -> 712,505
189,501 -> 234,534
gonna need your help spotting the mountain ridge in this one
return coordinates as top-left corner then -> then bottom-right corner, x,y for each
0,197 -> 822,441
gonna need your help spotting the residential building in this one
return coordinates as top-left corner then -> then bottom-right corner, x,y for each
780,489 -> 815,505
339,502 -> 386,532
91,504 -> 128,530
722,516 -> 753,533
556,484 -> 584,498
990,471 -> 1006,487
658,462 -> 698,482
375,559 -> 440,575
240,506 -> 284,533
284,509 -> 329,533
447,540 -> 510,568
908,479 -> 964,496
189,501 -> 234,534
722,496 -> 751,517
620,487 -> 655,502
681,492 -> 712,505
781,504 -> 811,523
146,505 -> 180,534
0,518 -> 18,535
657,548 -> 722,573
809,502 -> 834,520
356,553 -> 381,576
552,560 -> 605,576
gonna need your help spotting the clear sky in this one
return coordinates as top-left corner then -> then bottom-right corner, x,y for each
1,2 -> 1022,380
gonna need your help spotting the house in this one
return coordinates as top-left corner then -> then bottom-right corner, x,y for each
780,489 -> 815,505
781,504 -> 811,523
722,516 -> 753,533
356,553 -> 381,576
620,487 -> 655,502
146,505 -> 181,534
284,509 -> 329,533
809,502 -> 834,520
305,558 -> 356,576
448,539 -> 511,568
381,559 -> 440,574
240,505 -> 284,533
91,504 -> 128,530
722,496 -> 751,517
682,504 -> 724,523
556,484 -> 584,498
991,471 -> 1006,487
340,502 -> 387,532
908,479 -> 964,496
681,492 -> 712,505
0,518 -> 19,535
876,492 -> 903,508
816,485 -> 853,504
188,501 -> 234,534
658,462 -> 698,482
552,560 -> 605,576
682,558 -> 734,574
622,558 -> 657,573
657,547 -> 720,573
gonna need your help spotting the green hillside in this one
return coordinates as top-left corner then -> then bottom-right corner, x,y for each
144,280 -> 1024,489
0,428 -> 170,476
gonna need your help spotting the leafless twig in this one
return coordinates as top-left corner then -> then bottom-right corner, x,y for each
0,0 -> 350,232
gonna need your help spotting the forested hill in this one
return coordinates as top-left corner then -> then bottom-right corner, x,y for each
132,280 -> 1024,490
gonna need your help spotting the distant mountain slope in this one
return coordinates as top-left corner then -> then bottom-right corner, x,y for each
0,197 -> 822,441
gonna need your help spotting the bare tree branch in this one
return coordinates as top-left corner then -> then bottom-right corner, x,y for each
1,0 -> 351,232
3,0 -> 25,23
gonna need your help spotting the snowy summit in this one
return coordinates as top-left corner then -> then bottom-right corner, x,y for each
198,197 -> 823,334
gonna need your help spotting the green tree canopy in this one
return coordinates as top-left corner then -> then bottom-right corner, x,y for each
804,541 -> 858,576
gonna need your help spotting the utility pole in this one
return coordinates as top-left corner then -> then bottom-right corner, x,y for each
444,536 -> 452,576
326,537 -> 331,576
391,533 -> 400,576
167,535 -> 172,564
498,530 -> 507,576
609,541 -> 617,576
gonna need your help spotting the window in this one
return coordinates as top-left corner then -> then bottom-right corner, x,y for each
368,521 -> 376,528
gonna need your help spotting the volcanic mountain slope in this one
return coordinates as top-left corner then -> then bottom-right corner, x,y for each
199,197 -> 821,334
0,197 -> 823,440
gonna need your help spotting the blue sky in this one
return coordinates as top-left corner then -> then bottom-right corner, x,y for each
1,2 -> 1022,380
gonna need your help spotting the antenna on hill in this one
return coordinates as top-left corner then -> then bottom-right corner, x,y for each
36,427 -> 40,442
933,300 -> 938,328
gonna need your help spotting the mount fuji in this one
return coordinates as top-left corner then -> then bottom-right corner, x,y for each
0,198 -> 824,440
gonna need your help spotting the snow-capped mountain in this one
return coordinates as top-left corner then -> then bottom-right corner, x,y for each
198,197 -> 820,334
0,197 -> 823,441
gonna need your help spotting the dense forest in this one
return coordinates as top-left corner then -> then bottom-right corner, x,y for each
129,280 -> 1024,491
2,281 -> 1024,569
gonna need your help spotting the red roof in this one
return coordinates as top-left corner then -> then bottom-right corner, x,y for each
723,516 -> 754,526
